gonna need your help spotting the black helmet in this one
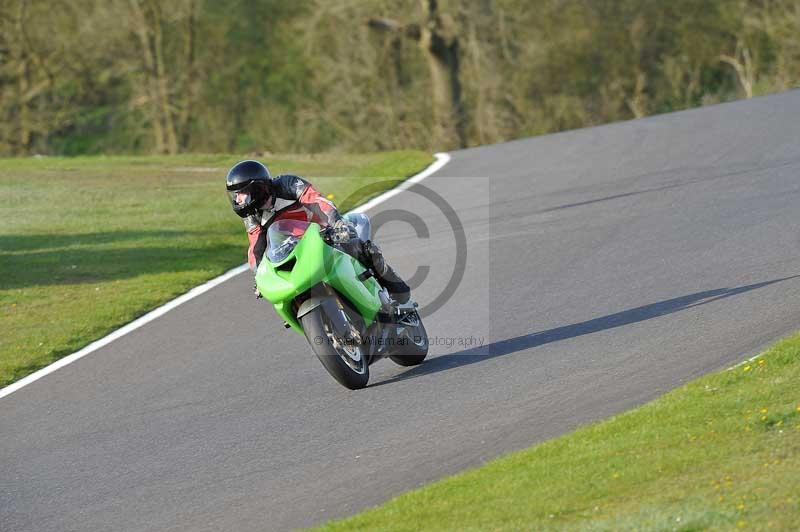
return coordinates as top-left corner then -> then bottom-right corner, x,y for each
226,160 -> 272,218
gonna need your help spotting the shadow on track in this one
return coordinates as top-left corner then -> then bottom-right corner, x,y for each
371,275 -> 800,387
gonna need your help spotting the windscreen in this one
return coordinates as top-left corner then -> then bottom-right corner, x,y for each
267,219 -> 311,263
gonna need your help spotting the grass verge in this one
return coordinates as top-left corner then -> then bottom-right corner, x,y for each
319,335 -> 800,531
0,151 -> 432,387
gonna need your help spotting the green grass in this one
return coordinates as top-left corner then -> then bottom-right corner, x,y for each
0,151 -> 433,387
319,336 -> 800,531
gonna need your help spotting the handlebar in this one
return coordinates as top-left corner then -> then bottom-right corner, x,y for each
320,226 -> 335,244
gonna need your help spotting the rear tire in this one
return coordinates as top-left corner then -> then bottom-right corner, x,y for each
389,311 -> 428,367
301,305 -> 369,390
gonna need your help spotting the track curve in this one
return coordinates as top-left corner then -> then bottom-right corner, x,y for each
4,91 -> 800,531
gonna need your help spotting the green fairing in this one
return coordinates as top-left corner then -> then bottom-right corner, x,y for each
254,222 -> 382,335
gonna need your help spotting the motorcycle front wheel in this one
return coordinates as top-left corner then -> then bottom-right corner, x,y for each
301,304 -> 369,390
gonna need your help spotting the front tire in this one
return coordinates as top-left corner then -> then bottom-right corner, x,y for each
389,311 -> 429,367
301,305 -> 369,390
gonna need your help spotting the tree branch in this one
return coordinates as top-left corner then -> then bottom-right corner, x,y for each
368,17 -> 402,32
720,51 -> 753,99
367,18 -> 421,41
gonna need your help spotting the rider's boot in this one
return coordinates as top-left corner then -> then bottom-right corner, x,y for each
362,240 -> 411,304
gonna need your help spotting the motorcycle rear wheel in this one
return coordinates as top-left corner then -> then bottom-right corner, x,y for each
389,310 -> 429,367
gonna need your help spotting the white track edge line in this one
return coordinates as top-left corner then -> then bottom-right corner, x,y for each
726,352 -> 765,371
351,152 -> 451,213
0,152 -> 451,400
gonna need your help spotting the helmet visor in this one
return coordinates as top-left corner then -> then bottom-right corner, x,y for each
228,188 -> 252,208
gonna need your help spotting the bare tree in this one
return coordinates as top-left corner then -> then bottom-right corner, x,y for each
720,40 -> 755,99
127,0 -> 178,154
369,0 -> 466,149
0,0 -> 67,154
177,0 -> 198,149
626,14 -> 649,118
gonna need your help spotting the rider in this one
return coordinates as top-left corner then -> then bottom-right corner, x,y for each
226,160 -> 411,303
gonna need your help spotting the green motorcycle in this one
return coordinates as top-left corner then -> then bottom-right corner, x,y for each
255,217 -> 428,389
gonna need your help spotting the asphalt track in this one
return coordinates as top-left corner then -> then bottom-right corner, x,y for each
4,91 -> 800,531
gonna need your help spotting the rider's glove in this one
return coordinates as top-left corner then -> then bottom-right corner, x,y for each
253,281 -> 262,299
331,219 -> 357,244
